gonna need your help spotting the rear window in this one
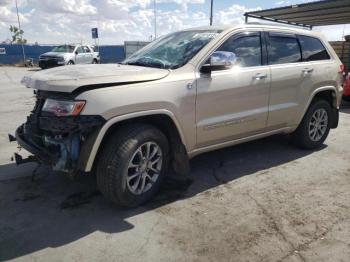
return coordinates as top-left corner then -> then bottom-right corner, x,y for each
268,34 -> 301,65
298,35 -> 330,61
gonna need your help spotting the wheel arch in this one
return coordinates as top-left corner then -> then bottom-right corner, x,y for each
83,110 -> 188,173
299,86 -> 339,129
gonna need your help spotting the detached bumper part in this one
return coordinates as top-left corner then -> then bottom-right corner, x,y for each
13,153 -> 37,165
8,134 -> 16,142
15,125 -> 55,164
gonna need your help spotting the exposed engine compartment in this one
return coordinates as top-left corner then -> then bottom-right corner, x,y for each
13,90 -> 105,173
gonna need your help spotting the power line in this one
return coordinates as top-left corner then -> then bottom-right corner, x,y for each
154,0 -> 157,39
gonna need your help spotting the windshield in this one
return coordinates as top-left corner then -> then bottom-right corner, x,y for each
123,30 -> 222,69
52,45 -> 75,53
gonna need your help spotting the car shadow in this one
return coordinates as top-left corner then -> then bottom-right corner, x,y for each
0,135 -> 326,260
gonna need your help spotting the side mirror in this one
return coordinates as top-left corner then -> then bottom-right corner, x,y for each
75,51 -> 78,55
200,51 -> 237,74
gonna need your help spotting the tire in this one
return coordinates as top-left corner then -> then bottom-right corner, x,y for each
291,99 -> 331,149
96,124 -> 169,207
92,59 -> 98,64
67,60 -> 74,65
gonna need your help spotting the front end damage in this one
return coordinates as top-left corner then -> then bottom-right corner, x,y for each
11,91 -> 105,174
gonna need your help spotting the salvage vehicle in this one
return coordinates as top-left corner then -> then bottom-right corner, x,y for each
38,44 -> 100,69
11,24 -> 343,207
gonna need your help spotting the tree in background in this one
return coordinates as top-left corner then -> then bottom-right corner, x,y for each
9,25 -> 27,44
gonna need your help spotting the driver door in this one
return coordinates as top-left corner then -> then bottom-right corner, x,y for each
195,31 -> 271,147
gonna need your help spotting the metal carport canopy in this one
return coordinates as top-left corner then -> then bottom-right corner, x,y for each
244,0 -> 350,29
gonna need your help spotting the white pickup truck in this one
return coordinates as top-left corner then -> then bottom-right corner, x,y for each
38,44 -> 100,69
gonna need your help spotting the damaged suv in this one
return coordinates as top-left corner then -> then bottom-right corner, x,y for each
12,25 -> 343,207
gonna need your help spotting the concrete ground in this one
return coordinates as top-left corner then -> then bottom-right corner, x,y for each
0,66 -> 350,262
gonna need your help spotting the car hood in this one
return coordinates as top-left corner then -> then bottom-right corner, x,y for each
21,64 -> 170,93
40,52 -> 67,57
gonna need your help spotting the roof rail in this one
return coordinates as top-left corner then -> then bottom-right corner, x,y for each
245,21 -> 312,30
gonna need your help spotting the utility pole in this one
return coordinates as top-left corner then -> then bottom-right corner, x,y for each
154,0 -> 157,40
15,0 -> 26,64
210,0 -> 213,26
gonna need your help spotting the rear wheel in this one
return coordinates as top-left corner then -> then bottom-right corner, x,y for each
96,124 -> 169,207
92,59 -> 98,64
291,99 -> 331,149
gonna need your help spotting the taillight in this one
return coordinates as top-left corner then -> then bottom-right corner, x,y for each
339,64 -> 345,74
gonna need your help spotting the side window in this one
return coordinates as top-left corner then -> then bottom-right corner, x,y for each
217,34 -> 262,67
83,46 -> 91,53
298,35 -> 330,61
268,34 -> 301,65
75,46 -> 84,54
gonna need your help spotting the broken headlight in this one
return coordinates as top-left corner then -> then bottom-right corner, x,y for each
42,99 -> 85,117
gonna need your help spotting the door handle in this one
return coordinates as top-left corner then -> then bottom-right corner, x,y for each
302,68 -> 314,74
253,73 -> 268,80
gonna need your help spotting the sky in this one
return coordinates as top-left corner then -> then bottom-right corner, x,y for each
0,0 -> 349,45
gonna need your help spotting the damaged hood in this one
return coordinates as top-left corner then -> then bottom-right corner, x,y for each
21,64 -> 170,93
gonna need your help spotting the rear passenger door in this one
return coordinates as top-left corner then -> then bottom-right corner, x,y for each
296,34 -> 332,112
266,32 -> 312,128
266,32 -> 332,129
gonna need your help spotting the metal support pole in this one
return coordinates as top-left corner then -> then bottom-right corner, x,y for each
154,0 -> 157,39
15,0 -> 26,64
210,0 -> 213,26
245,15 -> 248,24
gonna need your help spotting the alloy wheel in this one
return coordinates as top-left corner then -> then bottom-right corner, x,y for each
308,108 -> 328,142
126,142 -> 163,195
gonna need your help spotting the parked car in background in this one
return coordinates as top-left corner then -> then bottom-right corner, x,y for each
15,24 -> 343,207
343,73 -> 350,101
38,44 -> 100,69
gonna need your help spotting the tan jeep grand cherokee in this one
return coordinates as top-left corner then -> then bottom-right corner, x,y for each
13,24 -> 343,207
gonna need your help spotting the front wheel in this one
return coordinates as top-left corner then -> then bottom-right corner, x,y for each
96,124 -> 169,207
291,99 -> 331,149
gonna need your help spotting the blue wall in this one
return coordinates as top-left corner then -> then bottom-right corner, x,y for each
0,44 -> 125,65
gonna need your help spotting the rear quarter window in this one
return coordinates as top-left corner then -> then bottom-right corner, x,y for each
298,35 -> 330,61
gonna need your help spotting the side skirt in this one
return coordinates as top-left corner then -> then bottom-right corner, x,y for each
188,126 -> 296,159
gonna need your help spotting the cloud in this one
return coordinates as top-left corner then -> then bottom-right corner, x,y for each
215,4 -> 261,25
28,0 -> 97,15
275,1 -> 291,6
0,1 -> 347,45
0,0 -> 11,6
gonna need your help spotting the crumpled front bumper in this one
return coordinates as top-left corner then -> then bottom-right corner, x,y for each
13,114 -> 105,173
15,124 -> 55,164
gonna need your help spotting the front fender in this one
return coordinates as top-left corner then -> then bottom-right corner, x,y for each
82,109 -> 187,172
